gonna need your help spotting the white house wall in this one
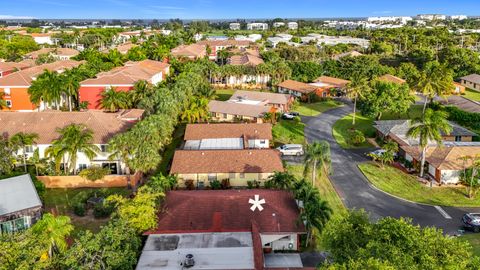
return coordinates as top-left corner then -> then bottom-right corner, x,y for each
247,139 -> 269,149
440,170 -> 461,184
261,233 -> 299,251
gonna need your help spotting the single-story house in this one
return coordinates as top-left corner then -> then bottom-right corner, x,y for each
452,82 -> 466,94
170,149 -> 284,188
183,123 -> 272,150
208,100 -> 270,123
229,90 -> 293,112
277,80 -> 319,99
374,119 -> 479,184
377,74 -> 406,85
137,189 -> 306,270
312,76 -> 350,95
0,174 -> 42,233
24,47 -> 79,60
460,74 -> 480,92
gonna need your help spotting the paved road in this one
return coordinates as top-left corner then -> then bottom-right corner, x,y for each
303,104 -> 478,234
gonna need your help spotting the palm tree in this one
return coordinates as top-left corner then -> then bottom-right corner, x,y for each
267,171 -> 296,189
45,139 -> 69,175
61,74 -> 80,112
459,155 -> 480,199
55,124 -> 100,175
304,141 -> 332,186
413,61 -> 453,114
0,92 -> 8,109
30,148 -> 45,176
294,179 -> 332,246
181,97 -> 210,123
10,132 -> 39,172
108,134 -> 134,185
406,108 -> 452,178
28,70 -> 62,110
346,76 -> 369,125
149,173 -> 178,192
31,214 -> 73,258
100,87 -> 128,112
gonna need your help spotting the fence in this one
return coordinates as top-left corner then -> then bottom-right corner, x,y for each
37,173 -> 142,188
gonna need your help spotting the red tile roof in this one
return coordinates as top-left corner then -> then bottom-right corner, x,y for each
184,123 -> 273,141
314,76 -> 350,88
277,80 -> 318,94
378,74 -> 406,84
149,189 -> 305,234
170,149 -> 284,174
0,61 -> 32,73
25,48 -> 79,59
170,44 -> 207,59
209,100 -> 270,118
0,110 -> 142,144
80,60 -> 169,86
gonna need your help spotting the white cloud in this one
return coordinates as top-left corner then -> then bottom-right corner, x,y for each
0,15 -> 35,19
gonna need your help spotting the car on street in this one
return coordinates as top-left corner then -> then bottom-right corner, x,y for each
367,149 -> 398,159
281,112 -> 300,120
277,144 -> 304,156
462,213 -> 480,232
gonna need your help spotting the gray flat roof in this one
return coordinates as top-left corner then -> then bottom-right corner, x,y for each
264,254 -> 303,268
0,174 -> 42,216
136,232 -> 254,270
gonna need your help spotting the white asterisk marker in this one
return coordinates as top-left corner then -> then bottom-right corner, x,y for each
249,194 -> 266,212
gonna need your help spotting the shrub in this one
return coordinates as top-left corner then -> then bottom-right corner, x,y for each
79,166 -> 111,181
185,180 -> 195,190
210,180 -> 221,190
349,130 -> 366,145
93,202 -> 114,218
72,202 -> 86,216
293,116 -> 301,123
247,180 -> 261,189
221,179 -> 230,189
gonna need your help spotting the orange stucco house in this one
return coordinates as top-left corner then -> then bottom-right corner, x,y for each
0,60 -> 84,111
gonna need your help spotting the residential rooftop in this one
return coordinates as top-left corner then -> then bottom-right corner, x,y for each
170,149 -> 283,174
0,174 -> 42,217
0,109 -> 143,144
460,74 -> 480,84
208,100 -> 270,118
277,80 -> 318,94
229,90 -> 290,106
184,123 -> 272,141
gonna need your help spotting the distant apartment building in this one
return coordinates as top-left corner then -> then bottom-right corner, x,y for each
301,34 -> 370,48
416,14 -> 447,21
367,16 -> 413,24
24,48 -> 79,60
229,22 -> 241,30
288,22 -> 299,30
234,34 -> 262,42
247,22 -> 269,31
450,15 -> 468,20
273,22 -> 285,28
79,60 -> 170,109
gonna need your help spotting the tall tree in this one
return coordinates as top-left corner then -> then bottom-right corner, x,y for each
406,109 -> 452,178
31,214 -> 73,259
180,97 -> 210,123
10,132 -> 39,172
304,141 -> 332,186
61,73 -> 80,112
346,76 -> 370,125
100,88 -> 128,112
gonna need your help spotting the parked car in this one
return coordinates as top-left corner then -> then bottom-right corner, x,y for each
282,112 -> 300,120
277,144 -> 304,156
462,213 -> 480,232
367,149 -> 398,159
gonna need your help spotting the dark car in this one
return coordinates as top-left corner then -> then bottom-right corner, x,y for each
462,213 -> 480,232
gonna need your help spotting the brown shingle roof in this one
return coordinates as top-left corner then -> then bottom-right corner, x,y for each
277,80 -> 318,94
402,146 -> 480,171
184,123 -> 272,140
0,110 -> 142,144
0,60 -> 84,87
314,76 -> 350,88
461,74 -> 480,85
378,74 -> 406,84
80,60 -> 169,86
209,100 -> 270,118
149,189 -> 304,234
170,149 -> 284,174
230,90 -> 290,105
170,44 -> 207,59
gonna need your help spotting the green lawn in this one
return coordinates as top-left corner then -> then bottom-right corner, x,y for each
459,234 -> 480,256
294,100 -> 343,116
332,113 -> 375,149
463,88 -> 480,102
272,119 -> 305,146
158,124 -> 186,174
215,89 -> 236,101
358,162 -> 480,207
43,187 -> 130,234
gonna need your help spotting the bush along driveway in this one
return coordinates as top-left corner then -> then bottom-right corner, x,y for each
303,101 -> 480,235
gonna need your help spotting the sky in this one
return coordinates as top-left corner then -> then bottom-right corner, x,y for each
2,0 -> 480,20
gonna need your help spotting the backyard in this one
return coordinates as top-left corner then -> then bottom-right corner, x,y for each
463,88 -> 480,102
358,162 -> 480,207
214,88 -> 235,101
272,119 -> 305,146
294,100 -> 343,116
43,187 -> 131,235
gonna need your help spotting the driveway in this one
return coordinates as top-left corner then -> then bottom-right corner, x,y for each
303,103 -> 478,234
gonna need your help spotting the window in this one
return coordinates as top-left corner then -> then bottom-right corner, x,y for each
229,172 -> 236,179
5,100 -> 12,107
208,174 -> 217,181
78,164 -> 87,170
4,88 -> 10,95
25,145 -> 34,153
100,145 -> 109,153
102,162 -> 118,174
260,140 -> 266,144
239,173 -> 245,179
223,113 -> 228,118
455,136 -> 462,142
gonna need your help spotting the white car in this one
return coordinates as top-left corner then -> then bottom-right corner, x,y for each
277,144 -> 304,156
368,149 -> 398,158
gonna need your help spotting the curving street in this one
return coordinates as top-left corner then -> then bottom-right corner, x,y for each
303,103 -> 479,234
